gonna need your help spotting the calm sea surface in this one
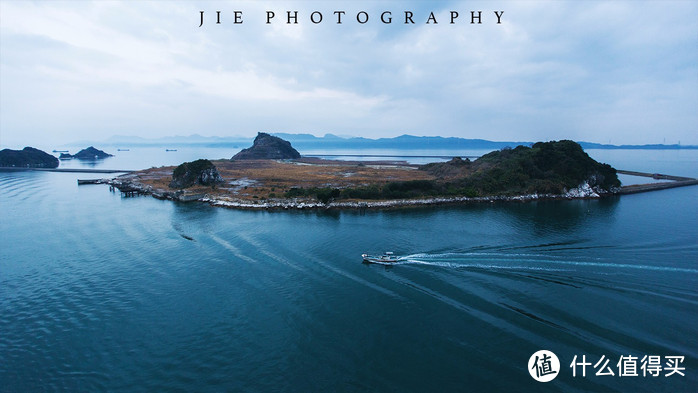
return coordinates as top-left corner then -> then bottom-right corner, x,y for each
1,148 -> 697,392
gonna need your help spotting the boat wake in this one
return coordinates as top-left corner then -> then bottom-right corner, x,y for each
385,252 -> 698,274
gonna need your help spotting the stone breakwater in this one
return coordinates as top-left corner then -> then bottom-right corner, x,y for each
105,178 -> 616,210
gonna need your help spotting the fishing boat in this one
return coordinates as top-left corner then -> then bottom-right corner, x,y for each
362,252 -> 399,264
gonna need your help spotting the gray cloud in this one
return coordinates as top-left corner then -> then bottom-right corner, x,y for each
1,0 -> 696,147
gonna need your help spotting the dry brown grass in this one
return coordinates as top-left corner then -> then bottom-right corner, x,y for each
130,159 -> 436,200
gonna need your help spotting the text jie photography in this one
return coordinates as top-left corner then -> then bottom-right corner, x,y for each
198,9 -> 505,26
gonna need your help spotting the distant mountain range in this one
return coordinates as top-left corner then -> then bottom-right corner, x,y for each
73,133 -> 697,150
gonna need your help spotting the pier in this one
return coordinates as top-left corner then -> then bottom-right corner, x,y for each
616,170 -> 695,182
619,179 -> 698,194
617,170 -> 698,195
109,184 -> 145,197
0,167 -> 133,174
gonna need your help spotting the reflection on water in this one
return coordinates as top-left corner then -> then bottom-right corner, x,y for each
67,158 -> 104,167
507,197 -> 620,235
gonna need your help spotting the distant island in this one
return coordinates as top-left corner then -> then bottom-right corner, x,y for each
78,133 -> 698,150
60,146 -> 113,160
108,137 -> 628,209
0,147 -> 59,168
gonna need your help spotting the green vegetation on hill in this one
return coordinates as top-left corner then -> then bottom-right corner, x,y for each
284,141 -> 619,203
170,159 -> 223,189
284,180 -> 478,204
457,140 -> 620,195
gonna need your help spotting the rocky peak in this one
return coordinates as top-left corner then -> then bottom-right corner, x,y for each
231,132 -> 301,160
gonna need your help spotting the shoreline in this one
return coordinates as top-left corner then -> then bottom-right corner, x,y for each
102,174 -> 698,211
203,193 -> 609,211
87,161 -> 697,211
105,177 -> 620,210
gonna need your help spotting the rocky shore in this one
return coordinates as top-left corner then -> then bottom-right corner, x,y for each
105,176 -> 615,210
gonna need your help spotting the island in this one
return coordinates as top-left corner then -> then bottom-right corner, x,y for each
0,147 -> 59,168
61,146 -> 113,160
107,137 -> 631,209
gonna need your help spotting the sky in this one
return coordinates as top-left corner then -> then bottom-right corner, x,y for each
1,0 -> 697,148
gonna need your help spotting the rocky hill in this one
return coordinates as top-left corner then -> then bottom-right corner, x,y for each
0,147 -> 59,168
63,146 -> 113,160
420,140 -> 619,195
169,159 -> 223,189
232,132 -> 301,160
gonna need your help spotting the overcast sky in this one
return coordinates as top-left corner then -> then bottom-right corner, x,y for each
1,0 -> 696,148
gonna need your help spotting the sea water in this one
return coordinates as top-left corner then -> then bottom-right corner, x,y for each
1,149 -> 696,392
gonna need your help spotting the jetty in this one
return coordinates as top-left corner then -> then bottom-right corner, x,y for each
109,184 -> 144,197
616,170 -> 695,182
0,167 -> 133,174
76,177 -> 141,196
617,170 -> 698,195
